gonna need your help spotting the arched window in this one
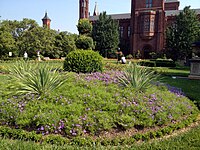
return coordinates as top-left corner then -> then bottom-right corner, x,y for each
146,0 -> 153,8
82,0 -> 86,7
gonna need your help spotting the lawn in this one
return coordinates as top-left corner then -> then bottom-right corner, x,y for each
0,59 -> 199,149
161,76 -> 200,102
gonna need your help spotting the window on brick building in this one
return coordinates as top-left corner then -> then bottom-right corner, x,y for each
82,0 -> 86,7
119,26 -> 124,38
146,0 -> 153,8
128,26 -> 131,37
144,16 -> 150,32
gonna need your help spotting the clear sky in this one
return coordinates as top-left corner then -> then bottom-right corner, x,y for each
0,0 -> 200,34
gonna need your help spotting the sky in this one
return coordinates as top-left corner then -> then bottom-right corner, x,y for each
0,0 -> 200,34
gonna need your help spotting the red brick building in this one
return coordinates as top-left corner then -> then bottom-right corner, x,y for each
79,0 -> 200,58
42,12 -> 51,29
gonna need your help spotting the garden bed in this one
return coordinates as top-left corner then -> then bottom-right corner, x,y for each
0,70 -> 199,146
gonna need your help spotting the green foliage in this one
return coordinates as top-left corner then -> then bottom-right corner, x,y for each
0,113 -> 198,147
77,18 -> 92,35
155,59 -> 176,67
1,123 -> 200,149
8,60 -> 66,97
161,76 -> 200,109
0,30 -> 16,58
1,70 -> 199,138
117,63 -> 159,92
54,32 -> 76,57
149,52 -> 157,59
0,61 -> 200,147
63,50 -> 103,73
20,26 -> 58,58
92,11 -> 119,57
75,35 -> 94,50
166,6 -> 200,60
0,19 -> 39,58
0,18 -> 78,59
126,54 -> 133,59
0,126 -> 42,142
139,60 -> 156,67
139,59 -> 176,67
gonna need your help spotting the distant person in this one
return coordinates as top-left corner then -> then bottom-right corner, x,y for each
121,56 -> 126,64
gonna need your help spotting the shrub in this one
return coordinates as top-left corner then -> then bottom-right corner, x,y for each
138,59 -> 176,67
138,60 -> 156,67
126,54 -> 133,59
117,63 -> 159,92
63,50 -> 103,73
155,59 -> 176,67
75,35 -> 94,50
106,49 -> 117,59
8,60 -> 66,97
77,18 -> 92,35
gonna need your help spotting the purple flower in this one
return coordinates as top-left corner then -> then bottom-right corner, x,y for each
76,124 -> 81,127
83,129 -> 87,133
40,126 -> 44,131
168,114 -> 173,119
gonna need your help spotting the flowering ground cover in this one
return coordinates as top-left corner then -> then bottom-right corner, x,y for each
0,61 -> 199,146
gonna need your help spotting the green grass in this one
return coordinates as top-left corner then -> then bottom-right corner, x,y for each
155,67 -> 190,76
161,76 -> 200,102
0,124 -> 200,150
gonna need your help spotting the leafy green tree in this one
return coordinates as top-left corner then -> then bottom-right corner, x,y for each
0,30 -> 16,58
0,19 -> 39,57
166,6 -> 200,61
77,18 -> 92,35
55,32 -> 76,57
75,35 -> 94,50
20,26 -> 58,58
92,11 -> 119,57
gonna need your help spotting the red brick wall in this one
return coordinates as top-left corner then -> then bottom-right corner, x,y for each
42,20 -> 51,29
79,0 -> 89,19
165,2 -> 180,10
130,0 -> 165,58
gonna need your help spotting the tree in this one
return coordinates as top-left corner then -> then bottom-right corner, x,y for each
0,30 -> 16,58
55,32 -> 76,57
77,19 -> 92,35
166,6 -> 200,61
92,12 -> 119,57
75,35 -> 94,50
0,19 -> 39,57
21,26 -> 58,58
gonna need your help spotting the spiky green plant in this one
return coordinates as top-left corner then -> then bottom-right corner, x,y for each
117,62 -> 159,92
8,60 -> 66,97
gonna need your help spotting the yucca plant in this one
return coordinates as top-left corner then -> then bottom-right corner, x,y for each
8,60 -> 66,97
117,62 -> 159,92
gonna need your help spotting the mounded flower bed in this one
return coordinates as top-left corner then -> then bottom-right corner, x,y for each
0,69 -> 199,146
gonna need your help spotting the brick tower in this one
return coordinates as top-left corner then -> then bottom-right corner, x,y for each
79,0 -> 89,19
42,11 -> 51,29
130,0 -> 165,58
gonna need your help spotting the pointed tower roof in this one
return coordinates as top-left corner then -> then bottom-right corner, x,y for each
42,11 -> 51,21
93,2 -> 99,16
